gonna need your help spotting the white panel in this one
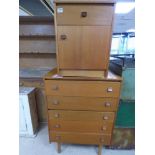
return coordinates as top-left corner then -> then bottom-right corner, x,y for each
19,97 -> 27,133
19,87 -> 38,137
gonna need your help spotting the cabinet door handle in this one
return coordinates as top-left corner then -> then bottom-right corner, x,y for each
52,100 -> 59,105
60,34 -> 67,40
107,87 -> 113,92
81,11 -> 87,17
104,102 -> 111,107
52,85 -> 59,90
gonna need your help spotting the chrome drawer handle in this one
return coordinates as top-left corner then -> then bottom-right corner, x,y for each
107,87 -> 113,92
103,116 -> 109,120
100,138 -> 104,143
52,100 -> 59,105
19,82 -> 23,86
54,113 -> 60,118
101,126 -> 107,131
104,102 -> 111,107
52,85 -> 59,90
55,135 -> 61,140
54,124 -> 61,128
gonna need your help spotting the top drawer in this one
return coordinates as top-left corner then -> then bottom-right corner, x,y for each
56,4 -> 114,25
45,80 -> 121,97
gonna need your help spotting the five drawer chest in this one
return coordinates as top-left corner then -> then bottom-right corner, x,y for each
44,0 -> 122,155
44,69 -> 122,155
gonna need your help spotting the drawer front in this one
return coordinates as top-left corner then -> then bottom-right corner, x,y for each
48,110 -> 115,122
56,4 -> 114,25
49,120 -> 113,134
45,80 -> 121,97
47,96 -> 118,111
50,131 -> 111,145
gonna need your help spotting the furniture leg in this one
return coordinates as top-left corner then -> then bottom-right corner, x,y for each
57,142 -> 61,153
98,144 -> 102,155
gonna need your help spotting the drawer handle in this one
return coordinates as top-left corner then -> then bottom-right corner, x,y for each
54,124 -> 61,128
104,102 -> 111,107
81,11 -> 87,17
103,116 -> 109,120
54,113 -> 60,118
100,138 -> 104,143
107,87 -> 113,92
55,135 -> 61,140
52,85 -> 59,90
60,34 -> 67,40
101,126 -> 107,131
52,100 -> 59,105
19,82 -> 23,86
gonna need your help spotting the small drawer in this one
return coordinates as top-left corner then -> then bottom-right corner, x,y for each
50,131 -> 112,145
56,4 -> 114,25
49,120 -> 113,134
48,110 -> 115,122
47,96 -> 119,111
45,80 -> 121,97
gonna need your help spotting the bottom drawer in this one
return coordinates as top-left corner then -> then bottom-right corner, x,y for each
50,131 -> 111,145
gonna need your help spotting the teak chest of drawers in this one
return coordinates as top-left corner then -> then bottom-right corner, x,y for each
54,0 -> 116,77
44,69 -> 122,155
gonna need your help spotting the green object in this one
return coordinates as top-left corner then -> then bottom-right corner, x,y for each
115,100 -> 135,128
121,68 -> 135,100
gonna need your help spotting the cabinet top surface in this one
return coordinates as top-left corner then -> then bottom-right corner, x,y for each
54,0 -> 116,4
19,87 -> 35,95
44,68 -> 122,82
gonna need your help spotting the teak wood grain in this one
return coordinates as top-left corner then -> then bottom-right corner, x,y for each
44,68 -> 122,82
49,120 -> 113,134
56,4 -> 114,25
50,131 -> 112,145
47,96 -> 119,111
57,26 -> 111,70
45,80 -> 121,97
48,110 -> 115,122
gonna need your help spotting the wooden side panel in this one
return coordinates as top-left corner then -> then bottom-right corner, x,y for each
57,26 -> 111,70
56,4 -> 114,25
45,80 -> 121,97
47,96 -> 119,111
48,110 -> 115,122
50,131 -> 111,145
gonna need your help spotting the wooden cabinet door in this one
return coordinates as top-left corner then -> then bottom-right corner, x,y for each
57,26 -> 111,70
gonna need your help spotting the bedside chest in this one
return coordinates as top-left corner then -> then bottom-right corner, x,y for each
44,69 -> 122,155
54,0 -> 116,77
